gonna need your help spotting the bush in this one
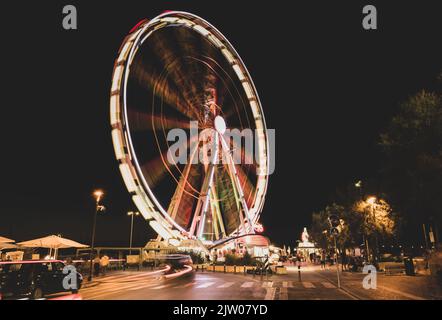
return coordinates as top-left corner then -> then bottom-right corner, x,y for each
243,251 -> 253,266
223,252 -> 258,266
224,254 -> 239,265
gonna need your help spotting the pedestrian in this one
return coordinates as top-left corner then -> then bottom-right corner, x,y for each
342,253 -> 347,271
349,256 -> 357,272
320,250 -> 326,270
100,254 -> 110,275
93,255 -> 100,277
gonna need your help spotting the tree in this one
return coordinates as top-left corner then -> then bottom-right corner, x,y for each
379,88 -> 442,243
311,203 -> 354,250
311,209 -> 330,250
354,198 -> 396,236
311,198 -> 397,258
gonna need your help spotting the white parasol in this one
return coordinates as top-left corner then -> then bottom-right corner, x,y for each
18,235 -> 88,259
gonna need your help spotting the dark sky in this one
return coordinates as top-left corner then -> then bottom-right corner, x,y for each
0,1 -> 441,248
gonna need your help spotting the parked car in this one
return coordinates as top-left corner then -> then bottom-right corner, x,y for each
0,260 -> 83,300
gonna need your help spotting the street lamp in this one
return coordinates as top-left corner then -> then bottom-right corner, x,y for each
366,196 -> 379,263
127,211 -> 139,255
354,180 -> 364,203
367,196 -> 376,205
94,190 -> 103,203
88,189 -> 105,282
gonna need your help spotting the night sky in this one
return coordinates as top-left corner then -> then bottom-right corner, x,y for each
1,1 -> 441,248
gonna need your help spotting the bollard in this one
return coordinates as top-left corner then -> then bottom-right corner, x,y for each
234,265 -> 236,274
224,264 -> 226,273
298,265 -> 302,282
213,264 -> 215,272
244,265 -> 246,275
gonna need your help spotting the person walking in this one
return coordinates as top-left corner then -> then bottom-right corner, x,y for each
93,255 -> 101,277
100,254 -> 110,275
320,250 -> 326,270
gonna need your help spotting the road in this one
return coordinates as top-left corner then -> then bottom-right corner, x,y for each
75,268 -> 350,300
44,263 -> 440,300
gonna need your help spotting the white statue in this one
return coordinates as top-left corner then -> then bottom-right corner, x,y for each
301,227 -> 310,243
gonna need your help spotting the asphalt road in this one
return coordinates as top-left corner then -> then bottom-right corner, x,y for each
45,264 -> 440,300
77,269 -> 352,300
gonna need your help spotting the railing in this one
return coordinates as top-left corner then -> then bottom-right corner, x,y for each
194,263 -> 272,277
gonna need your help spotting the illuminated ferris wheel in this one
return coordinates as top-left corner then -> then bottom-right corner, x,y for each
110,11 -> 269,246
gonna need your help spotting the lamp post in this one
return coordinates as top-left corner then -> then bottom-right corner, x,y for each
127,211 -> 139,255
88,190 -> 104,282
367,196 -> 379,263
355,181 -> 370,262
354,180 -> 362,195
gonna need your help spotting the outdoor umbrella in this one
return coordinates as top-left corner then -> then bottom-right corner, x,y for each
0,242 -> 20,261
18,235 -> 88,259
0,236 -> 15,243
0,243 -> 19,250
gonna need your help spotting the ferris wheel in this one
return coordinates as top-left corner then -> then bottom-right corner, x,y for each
110,11 -> 270,246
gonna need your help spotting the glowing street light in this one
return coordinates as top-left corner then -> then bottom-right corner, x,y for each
93,190 -> 104,203
367,196 -> 376,205
354,180 -> 363,200
88,189 -> 105,282
128,211 -> 140,255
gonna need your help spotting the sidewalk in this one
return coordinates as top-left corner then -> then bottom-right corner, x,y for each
319,266 -> 442,300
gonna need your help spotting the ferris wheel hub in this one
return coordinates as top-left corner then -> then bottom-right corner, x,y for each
214,115 -> 226,135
